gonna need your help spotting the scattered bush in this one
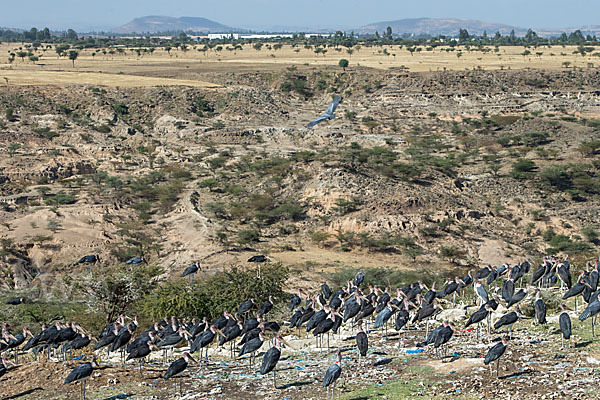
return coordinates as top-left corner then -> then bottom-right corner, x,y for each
510,158 -> 536,180
546,234 -> 593,255
78,264 -> 162,322
237,229 -> 260,245
140,264 -> 288,320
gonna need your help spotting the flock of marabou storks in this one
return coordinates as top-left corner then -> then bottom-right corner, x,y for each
2,254 -> 600,399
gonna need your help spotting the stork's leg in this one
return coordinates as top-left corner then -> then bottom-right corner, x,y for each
385,321 -> 388,338
496,359 -> 499,378
273,369 -> 276,388
425,319 -> 429,340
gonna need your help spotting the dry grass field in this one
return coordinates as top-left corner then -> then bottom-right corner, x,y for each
0,43 -> 597,87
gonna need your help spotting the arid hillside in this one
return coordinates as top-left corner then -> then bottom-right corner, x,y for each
1,67 -> 599,294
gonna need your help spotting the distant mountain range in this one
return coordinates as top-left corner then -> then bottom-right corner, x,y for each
357,18 -> 525,36
84,16 -> 600,37
110,16 -> 235,34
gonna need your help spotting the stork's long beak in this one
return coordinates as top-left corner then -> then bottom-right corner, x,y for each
279,337 -> 295,349
76,325 -> 88,335
189,354 -> 199,365
91,337 -> 99,343
215,328 -> 226,338
390,303 -> 402,311
27,331 -> 34,338
8,334 -> 17,341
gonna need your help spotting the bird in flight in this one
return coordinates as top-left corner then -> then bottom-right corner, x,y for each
306,95 -> 342,128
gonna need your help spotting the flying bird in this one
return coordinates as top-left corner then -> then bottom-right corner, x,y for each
306,96 -> 342,128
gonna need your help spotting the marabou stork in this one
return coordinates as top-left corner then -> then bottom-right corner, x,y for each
260,336 -> 292,388
125,256 -> 147,266
474,265 -> 492,280
64,357 -> 99,400
289,289 -> 303,311
534,290 -> 547,324
238,331 -> 265,368
579,293 -> 600,337
321,283 -> 332,300
354,269 -> 365,288
484,336 -> 508,378
475,281 -> 489,305
126,341 -> 156,376
465,304 -> 491,341
191,325 -> 221,364
502,279 -> 515,304
559,304 -> 572,348
507,285 -> 530,308
258,296 -> 274,316
181,262 -> 199,284
356,321 -> 368,364
237,298 -> 255,316
75,254 -> 100,274
164,352 -> 198,395
323,349 -> 342,400
493,308 -> 522,338
433,321 -> 454,357
313,311 -> 336,351
248,254 -> 267,278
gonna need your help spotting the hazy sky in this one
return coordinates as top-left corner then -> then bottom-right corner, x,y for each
1,0 -> 598,31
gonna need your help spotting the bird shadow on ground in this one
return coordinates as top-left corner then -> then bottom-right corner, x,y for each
277,380 -> 312,390
277,366 -> 300,372
499,370 -> 533,380
1,387 -> 43,400
575,341 -> 593,348
100,394 -> 136,400
345,397 -> 370,400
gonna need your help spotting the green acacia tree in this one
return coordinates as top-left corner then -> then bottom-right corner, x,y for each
68,50 -> 79,67
338,58 -> 349,70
